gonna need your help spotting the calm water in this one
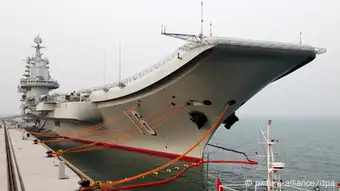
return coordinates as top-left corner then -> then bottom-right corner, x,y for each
45,116 -> 340,191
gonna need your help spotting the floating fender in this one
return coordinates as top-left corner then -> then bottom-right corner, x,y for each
223,113 -> 239,130
188,111 -> 208,129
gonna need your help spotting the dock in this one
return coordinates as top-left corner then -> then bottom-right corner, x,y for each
1,122 -> 92,191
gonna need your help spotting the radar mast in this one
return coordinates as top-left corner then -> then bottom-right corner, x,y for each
161,0 -> 210,43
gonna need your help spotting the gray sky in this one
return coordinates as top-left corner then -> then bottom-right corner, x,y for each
1,0 -> 339,116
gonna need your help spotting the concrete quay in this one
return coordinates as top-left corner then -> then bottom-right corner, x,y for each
1,125 -> 92,191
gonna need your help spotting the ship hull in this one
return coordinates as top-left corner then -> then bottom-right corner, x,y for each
44,42 -> 316,161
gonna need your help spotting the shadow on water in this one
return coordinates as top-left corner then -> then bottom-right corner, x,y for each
44,140 -> 207,191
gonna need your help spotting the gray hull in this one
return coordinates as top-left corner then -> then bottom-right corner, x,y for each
46,42 -> 316,160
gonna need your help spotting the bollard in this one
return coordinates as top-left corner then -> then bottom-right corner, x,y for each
46,151 -> 54,158
58,161 -> 69,179
78,180 -> 91,187
21,130 -> 26,140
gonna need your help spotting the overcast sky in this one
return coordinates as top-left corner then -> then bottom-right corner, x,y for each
0,0 -> 339,117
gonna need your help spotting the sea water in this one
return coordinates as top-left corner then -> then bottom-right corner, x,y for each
46,116 -> 340,191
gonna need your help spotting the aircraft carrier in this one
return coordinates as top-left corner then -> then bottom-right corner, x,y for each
17,5 -> 326,161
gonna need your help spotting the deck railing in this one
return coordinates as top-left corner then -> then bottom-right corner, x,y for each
75,41 -> 207,94
49,37 -> 325,97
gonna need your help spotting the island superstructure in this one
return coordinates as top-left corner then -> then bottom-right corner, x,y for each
18,36 -> 59,119
17,36 -> 102,129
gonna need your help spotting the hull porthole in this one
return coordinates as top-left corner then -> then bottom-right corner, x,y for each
203,100 -> 212,105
